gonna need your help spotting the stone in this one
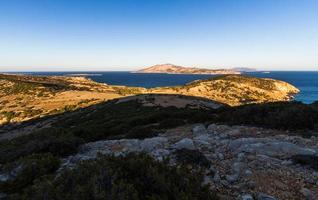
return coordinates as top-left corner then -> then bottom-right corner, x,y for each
219,133 -> 229,139
150,149 -> 170,161
207,124 -> 218,134
192,124 -> 207,135
237,153 -> 246,162
281,160 -> 293,166
232,162 -> 244,174
300,188 -> 317,200
244,169 -> 253,177
226,174 -> 239,183
229,138 -> 316,158
257,193 -> 277,200
203,175 -> 213,186
239,194 -> 254,200
0,174 -> 10,182
140,137 -> 168,152
213,171 -> 221,183
172,138 -> 195,150
217,153 -> 225,160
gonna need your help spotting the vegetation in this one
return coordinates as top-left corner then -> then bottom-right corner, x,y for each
216,101 -> 318,131
174,149 -> 211,169
0,153 -> 60,194
291,155 -> 318,171
11,154 -> 218,200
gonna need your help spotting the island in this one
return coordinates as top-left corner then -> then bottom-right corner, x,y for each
135,64 -> 241,74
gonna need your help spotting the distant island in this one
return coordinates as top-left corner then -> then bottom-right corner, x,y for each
135,64 -> 256,74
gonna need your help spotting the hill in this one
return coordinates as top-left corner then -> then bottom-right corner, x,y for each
149,75 -> 299,106
136,64 -> 241,74
0,94 -> 317,199
0,73 -> 299,125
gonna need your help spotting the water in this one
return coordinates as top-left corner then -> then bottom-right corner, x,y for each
9,71 -> 318,104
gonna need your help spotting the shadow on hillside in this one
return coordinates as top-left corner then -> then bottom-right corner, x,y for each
0,94 -> 223,135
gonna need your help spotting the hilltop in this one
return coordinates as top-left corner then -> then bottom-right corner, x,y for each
136,64 -> 241,74
149,75 -> 299,106
0,73 -> 298,125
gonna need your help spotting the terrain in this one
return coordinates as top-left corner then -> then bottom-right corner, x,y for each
0,73 -> 298,125
136,64 -> 241,74
0,73 -> 312,200
0,94 -> 318,199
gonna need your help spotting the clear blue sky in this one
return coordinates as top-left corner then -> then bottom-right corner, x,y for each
0,0 -> 318,71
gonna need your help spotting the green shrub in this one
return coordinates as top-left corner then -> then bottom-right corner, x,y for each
0,153 -> 60,194
14,154 -> 218,200
175,149 -> 211,169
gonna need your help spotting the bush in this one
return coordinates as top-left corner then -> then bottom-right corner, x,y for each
0,153 -> 60,194
175,149 -> 211,169
291,155 -> 318,170
14,154 -> 218,200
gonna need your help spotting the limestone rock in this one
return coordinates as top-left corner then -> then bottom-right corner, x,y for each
172,138 -> 195,150
192,124 -> 207,135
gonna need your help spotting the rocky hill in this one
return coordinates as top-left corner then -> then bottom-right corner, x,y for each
0,94 -> 317,199
149,75 -> 299,106
136,64 -> 241,74
0,73 -> 299,125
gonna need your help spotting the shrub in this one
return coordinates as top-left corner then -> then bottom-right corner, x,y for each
0,153 -> 60,194
14,154 -> 219,200
175,149 -> 211,169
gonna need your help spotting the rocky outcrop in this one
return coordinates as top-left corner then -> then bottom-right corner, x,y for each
61,123 -> 318,200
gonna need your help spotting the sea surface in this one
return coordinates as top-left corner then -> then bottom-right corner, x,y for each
9,71 -> 318,104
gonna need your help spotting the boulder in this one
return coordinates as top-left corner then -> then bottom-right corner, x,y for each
140,137 -> 168,152
172,138 -> 195,150
229,138 -> 317,158
192,124 -> 207,135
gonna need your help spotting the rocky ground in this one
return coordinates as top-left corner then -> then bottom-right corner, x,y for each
61,123 -> 318,200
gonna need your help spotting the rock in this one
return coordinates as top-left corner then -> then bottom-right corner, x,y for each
232,162 -> 244,174
237,153 -> 246,162
140,137 -> 168,152
226,174 -> 239,183
257,193 -> 277,200
207,124 -> 218,134
203,175 -> 213,186
217,153 -> 225,160
229,138 -> 316,158
192,124 -> 207,135
0,174 -> 10,182
172,138 -> 195,150
150,149 -> 170,161
244,169 -> 253,177
238,194 -> 254,200
219,133 -> 229,139
281,160 -> 293,166
213,171 -> 221,183
300,188 -> 317,200
221,179 -> 229,186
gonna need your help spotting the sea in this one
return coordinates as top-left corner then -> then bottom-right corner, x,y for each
9,71 -> 318,104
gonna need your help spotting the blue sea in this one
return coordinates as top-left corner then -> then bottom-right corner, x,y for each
11,71 -> 318,104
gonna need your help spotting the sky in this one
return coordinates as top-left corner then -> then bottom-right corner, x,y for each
0,0 -> 318,71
